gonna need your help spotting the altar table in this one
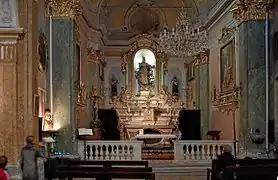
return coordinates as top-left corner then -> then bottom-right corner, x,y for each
135,134 -> 177,139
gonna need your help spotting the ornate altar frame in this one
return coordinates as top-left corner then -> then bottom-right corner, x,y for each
121,33 -> 168,97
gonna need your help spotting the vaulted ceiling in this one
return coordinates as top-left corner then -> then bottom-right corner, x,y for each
88,0 -> 216,40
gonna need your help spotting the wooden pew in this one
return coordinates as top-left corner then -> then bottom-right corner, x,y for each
46,159 -> 154,180
209,159 -> 278,180
64,159 -> 149,167
226,164 -> 278,180
51,170 -> 155,180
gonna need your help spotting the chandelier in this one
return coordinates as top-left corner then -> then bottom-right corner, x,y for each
158,7 -> 208,57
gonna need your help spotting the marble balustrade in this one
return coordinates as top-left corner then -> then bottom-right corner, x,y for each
174,140 -> 235,163
78,140 -> 143,160
78,140 -> 235,162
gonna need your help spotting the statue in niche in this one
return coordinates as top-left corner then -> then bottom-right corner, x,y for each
0,0 -> 12,24
42,108 -> 53,131
135,56 -> 154,91
171,76 -> 179,96
110,75 -> 118,97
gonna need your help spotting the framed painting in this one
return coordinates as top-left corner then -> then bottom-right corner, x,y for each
220,39 -> 235,92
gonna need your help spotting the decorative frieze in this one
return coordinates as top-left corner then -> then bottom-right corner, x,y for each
46,0 -> 82,18
232,0 -> 273,23
193,50 -> 209,67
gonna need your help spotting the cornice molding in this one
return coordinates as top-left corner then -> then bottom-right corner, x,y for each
0,28 -> 25,41
205,0 -> 235,31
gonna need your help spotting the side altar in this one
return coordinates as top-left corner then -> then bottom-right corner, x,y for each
106,34 -> 185,139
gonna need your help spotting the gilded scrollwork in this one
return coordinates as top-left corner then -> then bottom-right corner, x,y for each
46,0 -> 82,18
75,81 -> 87,106
218,27 -> 236,44
87,47 -> 103,63
193,49 -> 209,67
232,0 -> 273,23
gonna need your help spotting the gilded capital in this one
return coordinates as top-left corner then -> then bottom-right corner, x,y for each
46,0 -> 82,18
87,47 -> 103,63
193,50 -> 209,67
233,0 -> 273,22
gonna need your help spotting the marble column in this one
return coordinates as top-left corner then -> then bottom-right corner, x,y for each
234,0 -> 274,156
45,1 -> 81,153
194,51 -> 210,138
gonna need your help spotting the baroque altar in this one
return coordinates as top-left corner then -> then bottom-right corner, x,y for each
108,34 -> 185,139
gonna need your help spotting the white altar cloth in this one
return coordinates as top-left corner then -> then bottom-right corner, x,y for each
136,134 -> 177,139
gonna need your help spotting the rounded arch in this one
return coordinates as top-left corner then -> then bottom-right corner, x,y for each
134,49 -> 156,68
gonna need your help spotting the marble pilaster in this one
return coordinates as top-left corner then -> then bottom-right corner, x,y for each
48,19 -> 77,153
238,20 -> 269,155
234,0 -> 274,156
193,52 -> 210,138
45,0 -> 81,154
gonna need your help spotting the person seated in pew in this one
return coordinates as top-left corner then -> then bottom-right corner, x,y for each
215,145 -> 235,180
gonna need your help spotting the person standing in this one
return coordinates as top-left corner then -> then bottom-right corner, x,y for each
20,136 -> 45,180
0,155 -> 10,180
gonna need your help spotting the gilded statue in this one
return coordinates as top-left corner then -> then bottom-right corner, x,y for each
135,56 -> 154,91
110,75 -> 118,97
42,108 -> 53,131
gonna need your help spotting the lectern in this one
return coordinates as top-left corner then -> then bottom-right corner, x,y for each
78,128 -> 93,160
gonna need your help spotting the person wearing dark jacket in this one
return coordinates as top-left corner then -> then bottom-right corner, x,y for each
215,145 -> 235,180
20,136 -> 45,180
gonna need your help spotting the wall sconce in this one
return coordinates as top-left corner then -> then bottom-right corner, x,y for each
250,129 -> 265,145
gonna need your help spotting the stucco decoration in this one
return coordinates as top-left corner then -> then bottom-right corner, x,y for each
97,0 -> 199,40
129,7 -> 161,33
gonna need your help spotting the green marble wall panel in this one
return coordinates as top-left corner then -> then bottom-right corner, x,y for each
195,67 -> 201,110
238,20 -> 274,153
195,64 -> 210,138
51,19 -> 77,153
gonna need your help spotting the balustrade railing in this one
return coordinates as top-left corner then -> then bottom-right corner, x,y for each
174,140 -> 235,162
78,140 -> 236,162
78,140 -> 143,160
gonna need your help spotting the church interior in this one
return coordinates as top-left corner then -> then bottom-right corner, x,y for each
1,0 -> 278,179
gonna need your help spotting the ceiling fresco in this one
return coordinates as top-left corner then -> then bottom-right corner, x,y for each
87,0 -> 219,40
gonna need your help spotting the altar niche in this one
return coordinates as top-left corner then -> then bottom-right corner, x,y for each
121,34 -> 168,97
134,49 -> 156,96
